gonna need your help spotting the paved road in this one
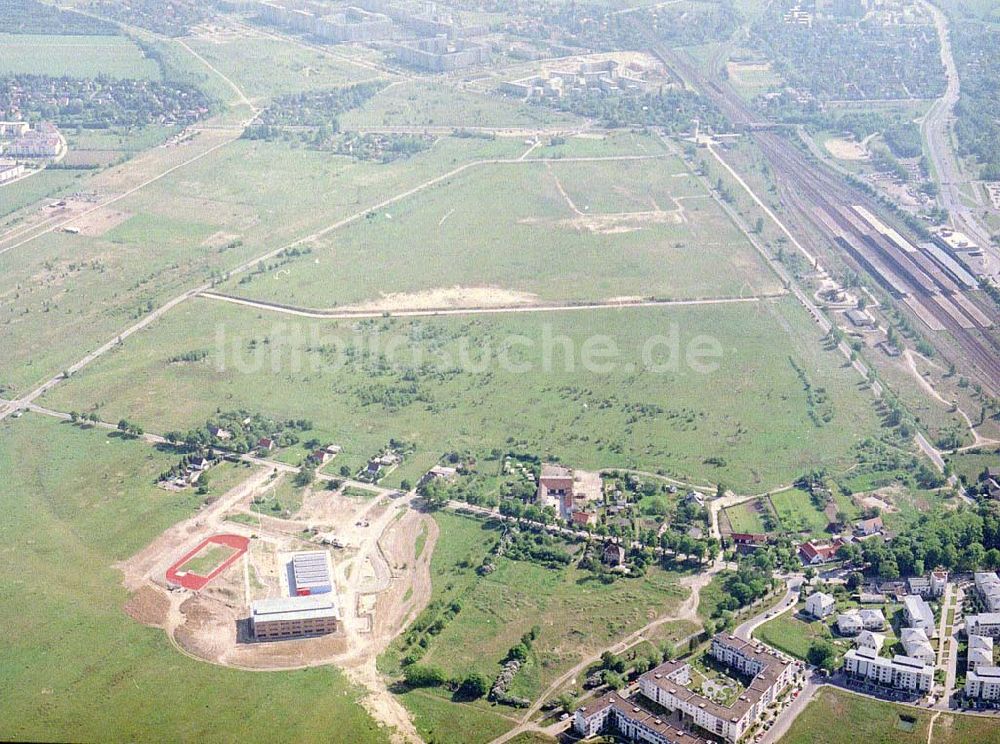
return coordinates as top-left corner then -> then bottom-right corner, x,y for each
920,0 -> 998,276
734,576 -> 804,642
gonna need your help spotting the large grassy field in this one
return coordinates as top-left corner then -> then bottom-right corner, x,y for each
390,512 -> 689,698
0,135 -> 527,394
0,168 -> 90,219
780,686 -> 1000,744
0,413 -> 387,742
769,488 -> 832,536
182,34 -> 387,101
0,33 -> 161,78
218,152 -> 783,308
41,294 -> 881,492
338,79 -> 585,129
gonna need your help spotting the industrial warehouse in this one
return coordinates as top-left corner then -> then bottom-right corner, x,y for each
250,594 -> 340,640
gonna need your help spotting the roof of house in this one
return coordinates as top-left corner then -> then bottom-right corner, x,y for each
856,516 -> 884,532
903,595 -> 935,629
808,591 -> 836,607
856,630 -> 885,650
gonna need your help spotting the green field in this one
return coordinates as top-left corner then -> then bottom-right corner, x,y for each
0,413 -> 386,742
724,499 -> 769,533
41,293 -> 881,493
0,33 -> 160,78
183,35 -> 387,101
780,686 -> 1000,744
218,153 -> 783,308
769,488 -> 831,535
753,606 -> 847,664
394,513 -> 688,698
0,134 -> 527,394
0,168 -> 89,219
339,79 -> 585,129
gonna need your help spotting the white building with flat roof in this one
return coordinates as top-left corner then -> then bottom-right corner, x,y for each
843,647 -> 933,693
250,594 -> 340,639
966,665 -> 1000,701
968,613 -> 1000,638
969,635 -> 994,672
290,550 -> 333,595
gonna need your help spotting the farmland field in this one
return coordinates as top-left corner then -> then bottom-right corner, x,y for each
40,294 -> 882,493
0,33 -> 161,78
0,413 -> 386,743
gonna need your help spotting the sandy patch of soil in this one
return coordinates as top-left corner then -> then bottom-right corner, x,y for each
66,208 -> 131,237
825,137 -> 869,161
338,285 -> 539,312
201,230 -> 240,248
853,485 -> 902,513
175,594 -> 238,660
124,585 -> 171,628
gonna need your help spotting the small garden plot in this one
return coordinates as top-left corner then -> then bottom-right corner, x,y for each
769,488 -> 831,535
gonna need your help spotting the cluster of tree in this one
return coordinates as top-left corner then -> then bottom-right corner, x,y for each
541,0 -> 741,51
0,74 -> 211,129
846,502 -> 1000,578
116,418 -> 144,438
163,410 -> 312,454
87,0 -> 211,37
752,1 -> 946,102
166,349 -> 208,364
544,88 -> 729,134
950,21 -> 1000,179
254,83 -> 384,128
504,530 -> 573,569
882,122 -> 923,159
1,0 -> 117,34
398,596 -> 468,667
703,547 -> 784,632
401,664 -> 491,699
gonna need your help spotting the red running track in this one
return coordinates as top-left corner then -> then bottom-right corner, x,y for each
165,533 -> 250,590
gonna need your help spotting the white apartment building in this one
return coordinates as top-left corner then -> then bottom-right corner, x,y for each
903,594 -> 936,636
966,665 -> 1000,701
843,647 -> 933,692
967,613 -> 1000,638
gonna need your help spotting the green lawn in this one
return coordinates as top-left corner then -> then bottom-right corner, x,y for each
724,499 -> 768,533
753,607 -> 847,664
394,687 -> 518,744
0,413 -> 386,742
41,294 -> 881,493
780,686 -> 1000,744
0,33 -> 161,78
0,169 -> 90,219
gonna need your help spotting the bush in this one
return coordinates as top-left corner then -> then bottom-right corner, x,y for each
403,665 -> 446,688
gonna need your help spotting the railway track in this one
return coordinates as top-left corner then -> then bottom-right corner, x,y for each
651,45 -> 1000,395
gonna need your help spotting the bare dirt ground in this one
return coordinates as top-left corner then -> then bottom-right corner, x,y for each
824,137 -> 869,161
853,486 -> 902,513
120,466 -> 430,741
65,208 -> 131,236
337,286 -> 539,313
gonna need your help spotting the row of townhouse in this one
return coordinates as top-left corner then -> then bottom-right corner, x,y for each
575,635 -> 796,744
